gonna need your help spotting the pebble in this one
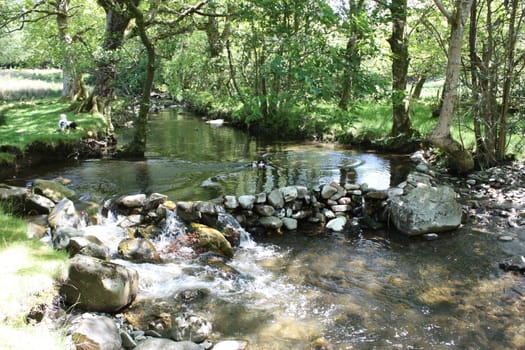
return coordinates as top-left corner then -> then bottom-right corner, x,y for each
498,235 -> 514,242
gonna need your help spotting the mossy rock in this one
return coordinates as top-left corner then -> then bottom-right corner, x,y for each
190,223 -> 234,259
33,178 -> 77,203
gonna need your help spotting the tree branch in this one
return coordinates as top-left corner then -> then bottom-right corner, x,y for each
433,0 -> 452,22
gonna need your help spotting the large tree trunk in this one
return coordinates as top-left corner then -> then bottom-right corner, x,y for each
388,0 -> 413,137
430,0 -> 474,173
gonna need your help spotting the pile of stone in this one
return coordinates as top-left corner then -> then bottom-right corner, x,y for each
222,183 -> 375,233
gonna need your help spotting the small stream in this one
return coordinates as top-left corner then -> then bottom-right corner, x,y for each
10,109 -> 525,348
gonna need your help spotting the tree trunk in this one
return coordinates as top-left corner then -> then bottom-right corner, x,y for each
80,0 -> 137,132
430,0 -> 474,173
338,0 -> 365,111
496,0 -> 518,160
388,0 -> 413,137
56,0 -> 86,102
411,74 -> 426,100
123,0 -> 154,157
468,0 -> 489,166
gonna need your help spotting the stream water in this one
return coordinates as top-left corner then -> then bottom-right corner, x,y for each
9,109 -> 525,348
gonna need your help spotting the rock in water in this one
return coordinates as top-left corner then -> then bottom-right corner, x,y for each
60,255 -> 139,312
389,185 -> 462,236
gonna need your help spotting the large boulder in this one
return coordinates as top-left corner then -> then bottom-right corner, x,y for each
69,314 -> 121,350
60,254 -> 138,312
25,193 -> 56,214
67,236 -> 111,260
118,237 -> 161,263
389,185 -> 462,235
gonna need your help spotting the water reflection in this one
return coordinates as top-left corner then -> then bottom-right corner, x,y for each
7,109 -> 410,202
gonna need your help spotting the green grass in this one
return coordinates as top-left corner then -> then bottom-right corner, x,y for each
0,68 -> 107,166
0,209 -> 69,349
0,69 -> 62,101
0,98 -> 106,151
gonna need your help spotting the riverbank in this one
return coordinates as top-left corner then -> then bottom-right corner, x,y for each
0,98 -> 111,178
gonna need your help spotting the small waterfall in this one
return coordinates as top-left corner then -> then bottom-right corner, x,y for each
217,212 -> 256,248
162,210 -> 187,240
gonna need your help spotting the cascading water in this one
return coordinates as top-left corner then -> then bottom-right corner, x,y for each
14,109 -> 525,348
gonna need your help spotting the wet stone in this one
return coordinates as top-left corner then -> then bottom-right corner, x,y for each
224,195 -> 239,209
238,195 -> 256,210
282,217 -> 298,230
255,204 -> 275,217
280,186 -> 298,202
326,216 -> 347,232
321,183 -> 338,199
258,216 -> 283,229
267,189 -> 284,209
423,233 -> 439,241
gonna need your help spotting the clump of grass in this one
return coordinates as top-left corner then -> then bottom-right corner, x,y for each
0,208 -> 69,349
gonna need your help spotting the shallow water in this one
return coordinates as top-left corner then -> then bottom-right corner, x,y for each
9,109 -> 525,348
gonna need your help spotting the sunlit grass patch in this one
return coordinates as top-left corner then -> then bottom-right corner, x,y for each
0,209 -> 69,349
0,324 -> 69,350
0,98 -> 107,151
0,69 -> 62,101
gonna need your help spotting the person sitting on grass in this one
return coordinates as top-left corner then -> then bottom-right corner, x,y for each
58,113 -> 77,132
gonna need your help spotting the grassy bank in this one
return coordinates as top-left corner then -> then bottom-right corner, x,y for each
0,68 -> 107,166
0,98 -> 107,165
0,209 -> 69,349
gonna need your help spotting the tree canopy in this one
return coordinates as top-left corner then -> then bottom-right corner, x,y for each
1,0 -> 524,170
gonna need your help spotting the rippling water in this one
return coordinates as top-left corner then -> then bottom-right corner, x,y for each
8,109 -> 525,348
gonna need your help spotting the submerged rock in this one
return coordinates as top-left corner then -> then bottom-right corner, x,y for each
163,313 -> 212,343
134,338 -> 202,350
